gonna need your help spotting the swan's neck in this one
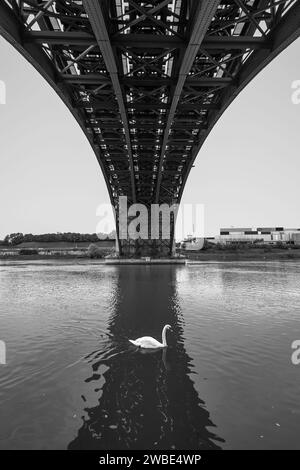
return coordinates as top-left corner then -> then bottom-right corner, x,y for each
162,326 -> 168,346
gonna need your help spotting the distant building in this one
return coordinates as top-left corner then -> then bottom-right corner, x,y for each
292,233 -> 300,245
214,227 -> 300,244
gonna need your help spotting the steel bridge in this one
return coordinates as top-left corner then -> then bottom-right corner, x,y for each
1,1 -> 299,256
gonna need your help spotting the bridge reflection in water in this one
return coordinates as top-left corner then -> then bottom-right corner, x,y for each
68,267 -> 224,450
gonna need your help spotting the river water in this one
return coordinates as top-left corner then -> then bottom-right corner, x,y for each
0,260 -> 299,449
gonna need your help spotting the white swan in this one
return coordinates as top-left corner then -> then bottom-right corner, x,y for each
129,324 -> 172,349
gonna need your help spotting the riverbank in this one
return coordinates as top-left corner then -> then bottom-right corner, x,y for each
184,248 -> 300,261
1,248 -> 300,263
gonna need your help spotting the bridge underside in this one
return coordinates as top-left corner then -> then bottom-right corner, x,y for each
0,1 -> 299,257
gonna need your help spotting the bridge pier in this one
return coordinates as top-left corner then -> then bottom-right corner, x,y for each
117,237 -> 175,258
114,209 -> 176,258
113,197 -> 177,258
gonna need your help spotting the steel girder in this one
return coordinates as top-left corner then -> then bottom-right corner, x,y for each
0,0 -> 115,205
0,0 -> 299,212
154,0 -> 221,202
83,0 -> 136,203
178,0 -> 300,202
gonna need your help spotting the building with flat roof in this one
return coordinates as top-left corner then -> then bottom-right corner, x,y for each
214,227 -> 300,244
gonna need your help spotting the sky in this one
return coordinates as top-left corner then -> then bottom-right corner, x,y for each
0,36 -> 299,239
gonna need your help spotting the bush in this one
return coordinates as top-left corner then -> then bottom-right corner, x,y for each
275,241 -> 287,249
19,249 -> 38,255
87,244 -> 103,259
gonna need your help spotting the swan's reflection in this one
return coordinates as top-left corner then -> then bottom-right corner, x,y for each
68,266 -> 224,450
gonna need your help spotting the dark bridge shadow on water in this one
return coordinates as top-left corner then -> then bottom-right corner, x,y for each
68,266 -> 224,450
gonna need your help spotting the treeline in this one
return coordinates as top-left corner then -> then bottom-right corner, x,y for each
0,232 -> 116,246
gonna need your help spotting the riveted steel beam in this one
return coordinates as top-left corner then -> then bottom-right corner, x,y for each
27,31 -> 269,50
155,0 -> 221,202
178,0 -> 300,203
83,0 -> 136,203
